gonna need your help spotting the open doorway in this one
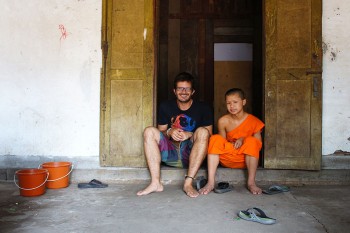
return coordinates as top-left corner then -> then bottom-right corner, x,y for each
156,0 -> 263,164
156,0 -> 262,118
156,0 -> 263,161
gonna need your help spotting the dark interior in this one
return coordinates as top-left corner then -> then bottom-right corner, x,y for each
156,0 -> 263,120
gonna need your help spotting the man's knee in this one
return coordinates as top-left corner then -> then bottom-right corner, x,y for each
194,127 -> 210,142
143,126 -> 159,140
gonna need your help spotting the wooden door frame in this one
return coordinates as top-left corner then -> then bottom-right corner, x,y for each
100,0 -> 155,167
262,0 -> 322,170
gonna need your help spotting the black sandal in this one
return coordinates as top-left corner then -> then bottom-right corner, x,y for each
214,181 -> 233,193
78,179 -> 108,189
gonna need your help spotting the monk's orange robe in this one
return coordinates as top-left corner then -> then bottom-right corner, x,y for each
208,114 -> 264,168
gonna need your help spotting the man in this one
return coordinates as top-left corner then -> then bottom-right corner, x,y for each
137,72 -> 213,198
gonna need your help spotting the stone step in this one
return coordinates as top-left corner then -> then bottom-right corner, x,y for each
1,155 -> 350,185
3,167 -> 350,186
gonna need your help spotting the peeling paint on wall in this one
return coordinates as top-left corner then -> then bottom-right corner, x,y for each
333,7 -> 341,16
322,41 -> 340,61
326,6 -> 341,19
333,150 -> 350,155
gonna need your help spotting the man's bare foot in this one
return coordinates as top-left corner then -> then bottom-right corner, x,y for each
248,184 -> 262,195
183,184 -> 199,198
199,182 -> 214,195
137,182 -> 164,196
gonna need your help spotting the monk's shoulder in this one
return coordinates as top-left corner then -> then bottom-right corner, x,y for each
218,114 -> 231,125
247,114 -> 263,123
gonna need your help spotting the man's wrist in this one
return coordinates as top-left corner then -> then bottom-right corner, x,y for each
166,128 -> 172,137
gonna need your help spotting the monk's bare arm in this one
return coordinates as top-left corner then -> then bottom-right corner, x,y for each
253,131 -> 262,142
217,116 -> 229,138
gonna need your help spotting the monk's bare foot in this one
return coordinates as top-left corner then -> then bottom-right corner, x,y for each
248,184 -> 262,195
137,182 -> 163,196
183,184 -> 199,198
199,182 -> 214,195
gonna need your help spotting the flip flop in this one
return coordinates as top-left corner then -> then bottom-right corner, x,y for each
238,207 -> 276,225
262,185 -> 290,195
195,176 -> 207,191
214,182 -> 233,194
78,179 -> 108,189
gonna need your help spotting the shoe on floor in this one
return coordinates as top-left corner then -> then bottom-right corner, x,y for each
238,207 -> 276,225
78,179 -> 108,189
262,185 -> 290,195
214,181 -> 233,194
195,176 -> 207,191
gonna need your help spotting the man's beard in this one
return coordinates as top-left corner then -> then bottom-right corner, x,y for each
177,95 -> 192,103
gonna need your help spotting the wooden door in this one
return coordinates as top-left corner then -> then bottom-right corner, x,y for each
264,0 -> 322,170
100,0 -> 154,167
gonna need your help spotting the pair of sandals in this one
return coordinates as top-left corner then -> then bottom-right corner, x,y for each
195,176 -> 233,193
196,178 -> 289,195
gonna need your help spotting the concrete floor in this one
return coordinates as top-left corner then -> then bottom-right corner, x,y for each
1,181 -> 349,233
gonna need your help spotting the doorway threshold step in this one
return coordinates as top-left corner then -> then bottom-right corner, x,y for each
68,167 -> 350,186
2,167 -> 349,185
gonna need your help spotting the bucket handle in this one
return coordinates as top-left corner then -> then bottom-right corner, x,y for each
38,164 -> 74,182
14,171 -> 49,191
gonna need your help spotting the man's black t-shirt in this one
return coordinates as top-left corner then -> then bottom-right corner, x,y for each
157,99 -> 213,132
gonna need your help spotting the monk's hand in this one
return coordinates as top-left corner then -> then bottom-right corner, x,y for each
234,137 -> 244,149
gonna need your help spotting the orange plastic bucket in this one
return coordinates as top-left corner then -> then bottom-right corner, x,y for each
41,162 -> 73,189
15,169 -> 49,197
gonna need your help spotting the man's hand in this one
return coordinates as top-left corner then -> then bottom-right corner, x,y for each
169,128 -> 193,141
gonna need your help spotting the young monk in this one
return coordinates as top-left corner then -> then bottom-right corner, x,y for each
199,88 -> 264,195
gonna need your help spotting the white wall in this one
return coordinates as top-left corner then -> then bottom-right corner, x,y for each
0,1 -> 349,164
322,0 -> 350,155
0,0 -> 102,157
